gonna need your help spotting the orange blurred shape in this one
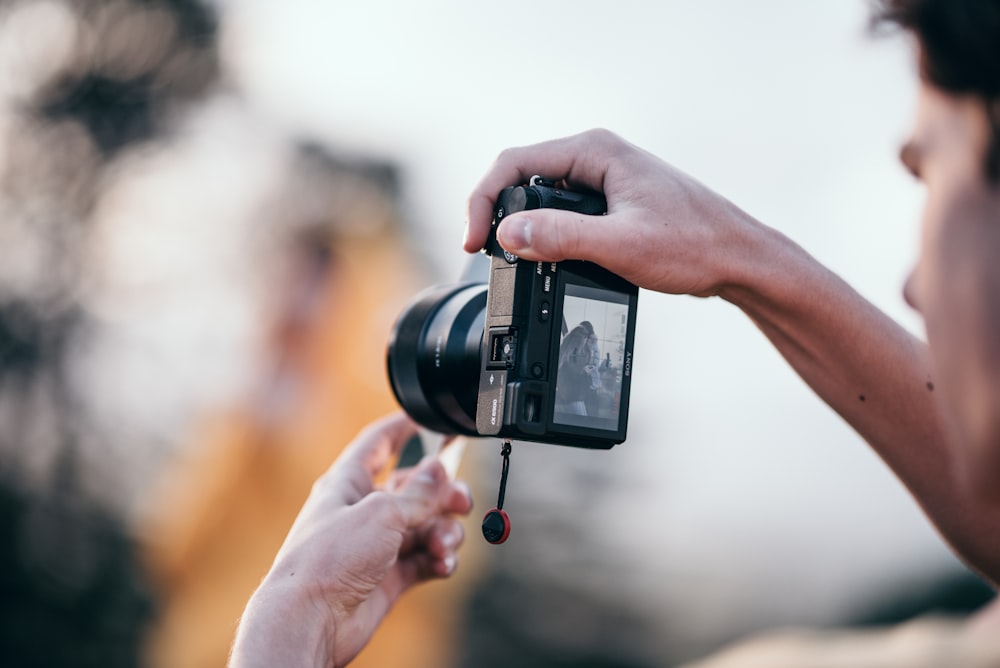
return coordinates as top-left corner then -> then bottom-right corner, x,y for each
138,212 -> 479,668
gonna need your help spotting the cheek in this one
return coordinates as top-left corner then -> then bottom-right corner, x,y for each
906,181 -> 950,315
903,265 -> 922,313
915,181 -> 978,368
920,189 -> 1000,496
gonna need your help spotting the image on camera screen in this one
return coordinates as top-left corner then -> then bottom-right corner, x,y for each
553,284 -> 631,431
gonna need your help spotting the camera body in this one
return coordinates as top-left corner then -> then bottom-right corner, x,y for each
386,178 -> 638,449
474,178 -> 638,448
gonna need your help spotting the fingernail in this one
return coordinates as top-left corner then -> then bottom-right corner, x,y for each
443,554 -> 457,575
462,221 -> 470,248
442,531 -> 458,550
454,480 -> 473,508
499,217 -> 531,251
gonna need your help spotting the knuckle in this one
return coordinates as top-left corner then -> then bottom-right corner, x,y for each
309,467 -> 341,497
364,490 -> 408,526
583,127 -> 619,149
309,474 -> 328,497
585,127 -> 613,142
586,128 -> 631,166
494,146 -> 521,168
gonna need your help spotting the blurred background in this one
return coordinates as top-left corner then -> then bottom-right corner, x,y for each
0,0 -> 993,667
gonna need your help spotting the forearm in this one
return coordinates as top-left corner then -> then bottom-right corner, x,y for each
721,223 -> 1000,584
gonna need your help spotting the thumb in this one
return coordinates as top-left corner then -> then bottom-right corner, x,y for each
496,210 -> 615,264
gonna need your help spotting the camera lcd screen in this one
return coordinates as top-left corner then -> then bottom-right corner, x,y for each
553,284 -> 632,432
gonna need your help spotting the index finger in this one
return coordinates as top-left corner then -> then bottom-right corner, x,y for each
463,130 -> 616,254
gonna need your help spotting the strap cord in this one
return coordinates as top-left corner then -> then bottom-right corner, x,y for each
496,440 -> 512,510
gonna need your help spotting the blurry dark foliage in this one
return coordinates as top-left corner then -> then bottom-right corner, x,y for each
0,299 -> 157,668
0,300 -> 77,383
31,0 -> 220,157
0,469 -> 156,668
0,0 -> 221,665
41,74 -> 162,158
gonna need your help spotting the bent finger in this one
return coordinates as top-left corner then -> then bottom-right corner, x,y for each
465,130 -> 618,254
381,547 -> 460,606
399,515 -> 466,563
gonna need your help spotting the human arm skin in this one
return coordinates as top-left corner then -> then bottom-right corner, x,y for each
465,128 -> 1000,584
229,414 -> 473,668
720,224 -> 1000,585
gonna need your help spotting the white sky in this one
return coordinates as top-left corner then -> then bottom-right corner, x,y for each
211,0 -> 961,652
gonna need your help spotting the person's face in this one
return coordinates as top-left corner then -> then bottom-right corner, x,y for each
901,81 -> 1000,499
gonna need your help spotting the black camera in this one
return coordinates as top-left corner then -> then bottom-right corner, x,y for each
386,177 -> 639,449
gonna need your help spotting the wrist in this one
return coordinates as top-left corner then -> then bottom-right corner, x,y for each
230,575 -> 334,668
715,220 -> 812,311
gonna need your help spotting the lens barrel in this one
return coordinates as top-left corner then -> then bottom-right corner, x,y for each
386,283 -> 486,435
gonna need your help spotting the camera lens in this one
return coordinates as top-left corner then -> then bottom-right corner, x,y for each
386,282 -> 486,435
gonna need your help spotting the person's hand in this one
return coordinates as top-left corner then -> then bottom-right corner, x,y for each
229,413 -> 473,668
465,128 -> 767,298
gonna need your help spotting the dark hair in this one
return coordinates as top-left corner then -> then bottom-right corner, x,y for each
873,0 -> 1000,181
